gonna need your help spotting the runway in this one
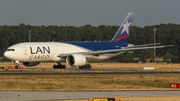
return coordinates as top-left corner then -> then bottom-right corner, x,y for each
24,67 -> 180,71
0,91 -> 180,101
0,71 -> 180,76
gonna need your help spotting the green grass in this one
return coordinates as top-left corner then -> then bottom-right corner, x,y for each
0,74 -> 179,91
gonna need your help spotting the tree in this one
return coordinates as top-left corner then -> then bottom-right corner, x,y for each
163,52 -> 174,62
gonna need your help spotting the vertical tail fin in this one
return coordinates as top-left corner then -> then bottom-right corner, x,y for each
111,12 -> 134,43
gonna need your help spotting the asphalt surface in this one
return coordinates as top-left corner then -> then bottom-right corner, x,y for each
21,67 -> 180,71
0,71 -> 180,76
0,91 -> 180,101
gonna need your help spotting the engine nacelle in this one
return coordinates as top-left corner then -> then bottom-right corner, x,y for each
66,54 -> 86,67
22,62 -> 40,67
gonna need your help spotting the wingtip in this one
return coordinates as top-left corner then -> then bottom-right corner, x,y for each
165,45 -> 174,47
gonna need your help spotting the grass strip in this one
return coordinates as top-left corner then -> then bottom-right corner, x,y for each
0,74 -> 180,91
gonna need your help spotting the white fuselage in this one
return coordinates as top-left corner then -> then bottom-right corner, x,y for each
4,42 -> 117,62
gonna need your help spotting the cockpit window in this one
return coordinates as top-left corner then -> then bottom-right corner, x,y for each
7,49 -> 15,51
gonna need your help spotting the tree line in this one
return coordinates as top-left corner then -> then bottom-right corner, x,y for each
0,23 -> 179,62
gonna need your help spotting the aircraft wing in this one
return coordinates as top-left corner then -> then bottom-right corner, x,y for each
132,43 -> 161,47
58,45 -> 173,57
121,43 -> 161,49
84,45 -> 173,55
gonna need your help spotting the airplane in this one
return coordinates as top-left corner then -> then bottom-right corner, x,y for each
4,12 -> 173,69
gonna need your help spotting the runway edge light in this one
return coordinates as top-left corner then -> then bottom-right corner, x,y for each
96,70 -> 102,73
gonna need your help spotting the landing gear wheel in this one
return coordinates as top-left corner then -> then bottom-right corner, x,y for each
79,64 -> 92,69
88,65 -> 92,69
15,65 -> 19,69
53,63 -> 66,69
57,65 -> 61,69
53,65 -> 57,69
62,65 -> 66,69
83,65 -> 86,69
86,65 -> 89,69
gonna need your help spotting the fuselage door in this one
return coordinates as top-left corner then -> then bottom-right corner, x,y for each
23,47 -> 27,55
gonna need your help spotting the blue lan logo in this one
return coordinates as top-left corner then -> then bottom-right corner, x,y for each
30,46 -> 50,54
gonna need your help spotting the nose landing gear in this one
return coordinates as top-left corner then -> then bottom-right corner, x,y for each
14,60 -> 20,69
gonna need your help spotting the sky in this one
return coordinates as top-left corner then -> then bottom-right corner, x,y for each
0,0 -> 179,27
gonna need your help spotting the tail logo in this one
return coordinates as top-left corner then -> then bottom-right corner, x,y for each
113,21 -> 132,41
111,12 -> 134,43
121,21 -> 131,35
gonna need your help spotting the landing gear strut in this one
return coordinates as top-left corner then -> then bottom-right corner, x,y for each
79,64 -> 92,69
53,62 -> 66,69
14,60 -> 19,69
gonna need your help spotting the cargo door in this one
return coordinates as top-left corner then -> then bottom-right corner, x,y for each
23,47 -> 28,55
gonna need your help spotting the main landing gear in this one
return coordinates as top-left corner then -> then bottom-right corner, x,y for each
53,63 -> 66,69
79,64 -> 92,69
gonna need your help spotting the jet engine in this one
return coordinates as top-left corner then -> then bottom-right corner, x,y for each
22,62 -> 40,66
66,54 -> 86,67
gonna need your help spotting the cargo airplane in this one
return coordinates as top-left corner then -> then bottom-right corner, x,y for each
4,12 -> 172,69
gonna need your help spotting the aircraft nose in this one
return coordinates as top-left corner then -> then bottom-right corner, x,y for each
4,51 -> 8,58
4,51 -> 11,59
